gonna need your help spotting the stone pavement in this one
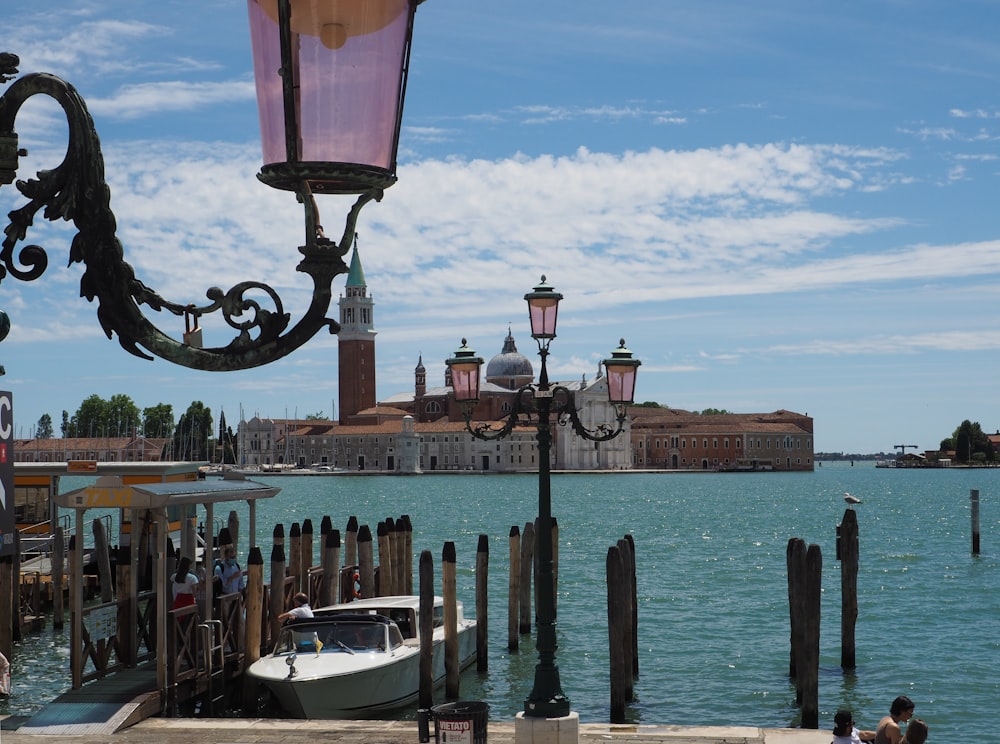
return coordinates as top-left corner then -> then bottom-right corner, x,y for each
0,718 -> 832,744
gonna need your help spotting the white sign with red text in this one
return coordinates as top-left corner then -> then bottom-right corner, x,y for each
439,718 -> 473,744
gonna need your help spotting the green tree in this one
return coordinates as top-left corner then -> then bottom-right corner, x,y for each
61,410 -> 70,437
142,403 -> 175,438
36,413 -> 53,439
171,401 -> 213,461
952,420 -> 993,463
106,394 -> 141,437
305,411 -> 326,419
700,408 -> 732,415
635,401 -> 665,408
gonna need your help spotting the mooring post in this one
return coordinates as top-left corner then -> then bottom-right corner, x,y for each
508,525 -> 520,651
476,534 -> 489,672
442,541 -> 459,698
268,527 -> 286,649
802,543 -> 822,729
418,549 -> 434,711
786,537 -> 805,686
624,533 -> 639,679
401,514 -> 414,595
345,516 -> 359,568
52,524 -> 65,629
839,509 -> 859,670
301,519 -> 314,596
617,537 -> 635,700
242,546 -> 264,715
320,528 -> 339,607
288,522 -> 301,596
971,489 -> 981,555
377,521 -> 392,597
519,520 -> 534,635
358,525 -> 375,598
607,543 -> 628,723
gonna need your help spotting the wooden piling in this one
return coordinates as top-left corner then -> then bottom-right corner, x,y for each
242,545 -> 264,715
401,515 -> 414,595
301,519 -> 314,595
519,520 -> 534,635
607,543 -> 628,723
476,534 -> 489,672
617,537 -> 635,700
345,516 -> 359,568
228,510 -> 240,553
269,528 -> 286,648
52,524 -> 65,630
93,518 -> 114,603
786,537 -> 805,683
116,545 -> 133,666
321,528 -> 340,606
418,549 -> 434,710
443,541 -> 459,699
508,525 -> 520,651
288,522 -> 302,594
358,525 -> 375,599
839,509 -> 859,670
390,517 -> 405,595
801,543 -> 822,728
971,489 -> 981,555
624,533 -> 638,679
377,521 -> 393,597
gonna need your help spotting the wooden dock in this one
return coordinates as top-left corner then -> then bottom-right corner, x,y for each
15,665 -> 161,736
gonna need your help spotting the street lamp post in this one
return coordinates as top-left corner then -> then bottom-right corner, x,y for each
447,276 -> 640,720
0,0 -> 427,372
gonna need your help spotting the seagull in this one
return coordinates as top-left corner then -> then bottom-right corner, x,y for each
844,492 -> 862,506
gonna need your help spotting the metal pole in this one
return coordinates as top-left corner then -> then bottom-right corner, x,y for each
524,350 -> 569,718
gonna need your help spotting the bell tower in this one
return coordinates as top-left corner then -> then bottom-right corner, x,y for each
338,242 -> 376,424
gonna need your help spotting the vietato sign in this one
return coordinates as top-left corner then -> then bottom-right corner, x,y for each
438,719 -> 473,744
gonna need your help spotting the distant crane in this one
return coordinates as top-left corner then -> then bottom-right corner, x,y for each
894,444 -> 919,456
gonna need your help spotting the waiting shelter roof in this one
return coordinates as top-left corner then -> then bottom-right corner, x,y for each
55,473 -> 279,510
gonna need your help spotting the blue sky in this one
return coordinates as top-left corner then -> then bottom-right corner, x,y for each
3,0 -> 1000,454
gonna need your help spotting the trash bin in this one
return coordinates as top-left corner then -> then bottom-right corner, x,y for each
432,701 -> 489,744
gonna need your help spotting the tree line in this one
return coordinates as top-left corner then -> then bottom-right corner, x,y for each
33,394 -> 238,463
940,419 -> 995,464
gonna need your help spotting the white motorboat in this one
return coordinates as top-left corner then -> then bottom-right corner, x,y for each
247,595 -> 477,718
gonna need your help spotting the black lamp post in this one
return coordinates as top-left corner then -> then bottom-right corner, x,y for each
0,0 -> 426,372
447,276 -> 640,718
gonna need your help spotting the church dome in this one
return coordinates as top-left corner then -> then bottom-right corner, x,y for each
486,329 -> 534,390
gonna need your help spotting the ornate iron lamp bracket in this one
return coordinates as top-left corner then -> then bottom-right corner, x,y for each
550,385 -> 628,442
0,56 -> 374,371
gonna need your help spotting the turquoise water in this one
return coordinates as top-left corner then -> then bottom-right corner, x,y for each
3,463 -> 996,738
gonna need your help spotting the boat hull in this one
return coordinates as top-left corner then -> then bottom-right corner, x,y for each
247,597 -> 477,719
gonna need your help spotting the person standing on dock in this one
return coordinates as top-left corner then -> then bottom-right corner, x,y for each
172,556 -> 200,610
214,547 -> 245,595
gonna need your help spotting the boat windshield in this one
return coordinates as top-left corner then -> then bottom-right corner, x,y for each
274,621 -> 402,655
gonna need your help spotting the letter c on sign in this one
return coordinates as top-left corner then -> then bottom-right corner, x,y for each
0,394 -> 10,440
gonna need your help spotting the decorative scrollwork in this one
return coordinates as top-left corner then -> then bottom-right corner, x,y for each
0,60 -> 377,371
461,382 -> 627,444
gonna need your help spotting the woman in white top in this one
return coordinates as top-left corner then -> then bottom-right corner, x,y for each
171,556 -> 199,610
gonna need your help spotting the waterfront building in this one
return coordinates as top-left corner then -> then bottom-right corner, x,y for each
12,434 -> 170,463
630,408 -> 814,471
